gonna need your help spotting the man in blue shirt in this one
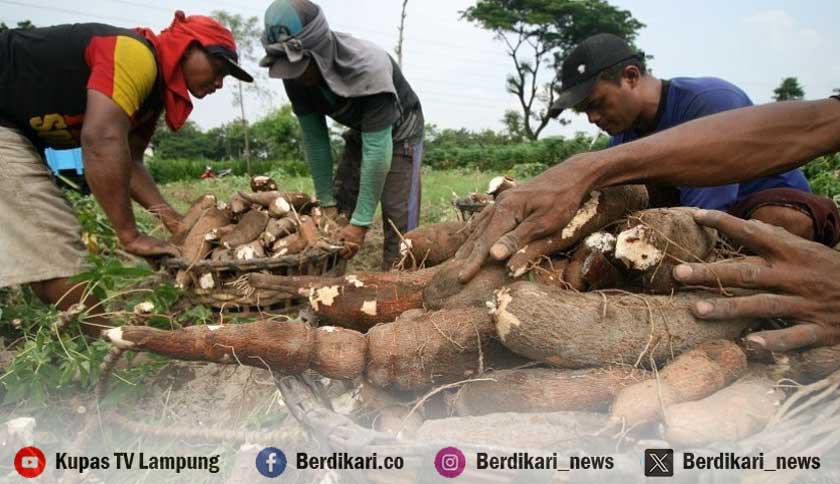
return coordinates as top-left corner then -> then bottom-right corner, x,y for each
549,33 -> 837,245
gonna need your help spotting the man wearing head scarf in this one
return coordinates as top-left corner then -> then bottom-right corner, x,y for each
0,12 -> 252,333
260,0 -> 425,269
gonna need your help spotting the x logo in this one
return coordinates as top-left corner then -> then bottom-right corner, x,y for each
644,449 -> 674,477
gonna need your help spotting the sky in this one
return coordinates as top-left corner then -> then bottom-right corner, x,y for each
2,0 -> 838,138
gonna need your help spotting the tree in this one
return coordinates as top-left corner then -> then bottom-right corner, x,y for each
461,0 -> 644,140
501,110 -> 526,143
212,11 -> 272,175
773,77 -> 805,101
250,105 -> 304,160
395,0 -> 409,67
1,20 -> 35,32
149,120 -> 214,159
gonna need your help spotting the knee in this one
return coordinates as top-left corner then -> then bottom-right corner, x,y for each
749,205 -> 815,241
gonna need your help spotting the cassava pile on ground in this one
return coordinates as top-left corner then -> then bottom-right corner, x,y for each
168,176 -> 341,290
109,181 -> 832,450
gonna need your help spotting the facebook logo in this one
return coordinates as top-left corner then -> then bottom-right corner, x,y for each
256,447 -> 287,478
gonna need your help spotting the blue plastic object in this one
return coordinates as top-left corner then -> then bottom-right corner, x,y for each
45,148 -> 84,175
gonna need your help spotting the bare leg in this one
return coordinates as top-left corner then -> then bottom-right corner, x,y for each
750,205 -> 815,241
29,277 -> 109,336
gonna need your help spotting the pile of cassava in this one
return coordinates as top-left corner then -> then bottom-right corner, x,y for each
167,175 -> 345,292
112,178 -> 839,449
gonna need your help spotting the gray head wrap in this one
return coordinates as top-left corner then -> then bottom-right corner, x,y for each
260,1 -> 397,100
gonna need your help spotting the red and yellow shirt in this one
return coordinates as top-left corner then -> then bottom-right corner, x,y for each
0,23 -> 164,150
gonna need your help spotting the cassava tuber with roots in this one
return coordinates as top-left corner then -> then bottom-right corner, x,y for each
104,321 -> 317,374
400,221 -> 470,268
453,367 -> 651,417
246,268 -> 441,331
366,307 -> 526,391
104,307 -> 522,390
663,375 -> 784,446
180,207 -> 230,263
505,185 -> 649,277
250,175 -> 277,192
423,259 -> 512,310
615,207 -> 718,293
609,339 -> 748,427
171,194 -> 217,246
492,282 -> 756,369
220,209 -> 269,248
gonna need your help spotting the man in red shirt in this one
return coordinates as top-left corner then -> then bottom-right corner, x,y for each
0,12 -> 252,333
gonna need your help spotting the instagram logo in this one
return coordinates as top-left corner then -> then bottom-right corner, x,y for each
434,447 -> 465,478
14,447 -> 46,478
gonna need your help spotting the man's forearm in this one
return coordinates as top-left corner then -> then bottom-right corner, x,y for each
129,161 -> 175,216
577,99 -> 840,191
83,134 -> 138,241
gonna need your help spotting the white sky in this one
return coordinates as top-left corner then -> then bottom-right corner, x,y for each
2,0 -> 838,138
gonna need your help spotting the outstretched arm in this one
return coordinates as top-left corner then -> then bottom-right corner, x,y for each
457,98 -> 840,282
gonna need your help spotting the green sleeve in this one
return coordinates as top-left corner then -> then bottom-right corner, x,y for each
351,127 -> 393,227
298,113 -> 335,207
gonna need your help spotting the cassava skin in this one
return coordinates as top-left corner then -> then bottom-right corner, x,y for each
310,325 -> 368,379
609,339 -> 748,427
401,221 -> 470,267
171,194 -> 216,246
104,320 -> 315,374
454,367 -> 650,416
238,190 -> 282,208
220,209 -> 269,248
492,282 -> 755,368
664,375 -> 783,446
179,206 -> 230,263
366,307 -> 525,391
247,267 -> 441,331
423,259 -> 512,310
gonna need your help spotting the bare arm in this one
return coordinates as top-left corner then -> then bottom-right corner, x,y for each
82,90 -> 137,243
82,90 -> 178,257
457,98 -> 840,281
128,130 -> 183,234
585,98 -> 840,189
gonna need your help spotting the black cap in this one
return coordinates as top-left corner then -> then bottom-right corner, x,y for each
548,34 -> 641,117
205,45 -> 254,83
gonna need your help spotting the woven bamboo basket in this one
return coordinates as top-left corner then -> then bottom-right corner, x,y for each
162,247 -> 346,312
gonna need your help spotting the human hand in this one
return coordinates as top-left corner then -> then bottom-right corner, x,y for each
454,158 -> 594,283
120,230 -> 181,259
673,210 -> 840,351
157,206 -> 184,235
338,224 -> 368,259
